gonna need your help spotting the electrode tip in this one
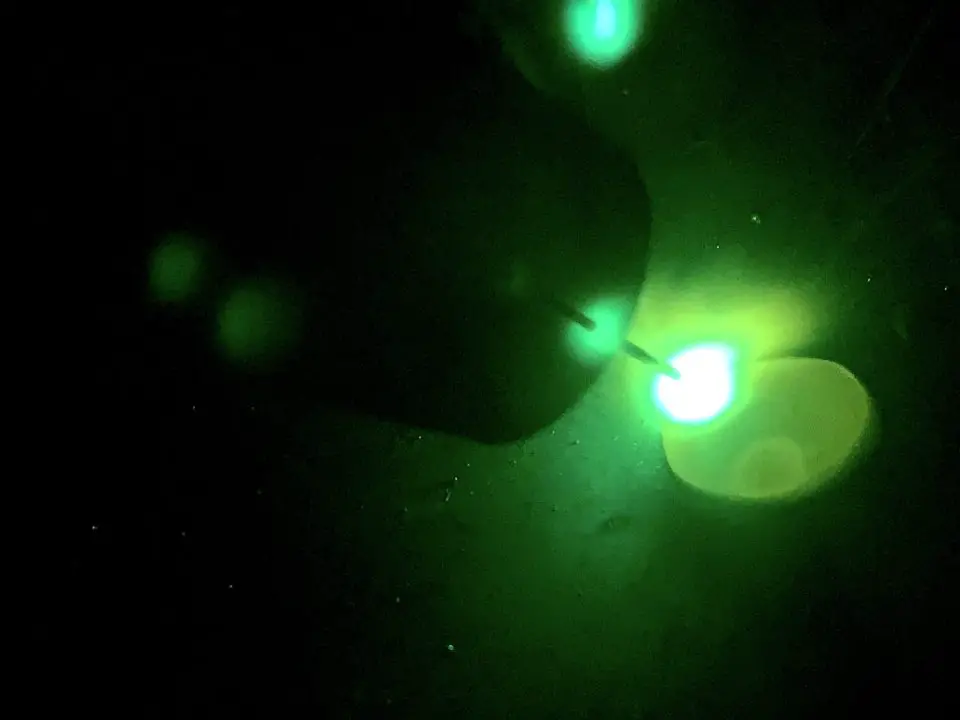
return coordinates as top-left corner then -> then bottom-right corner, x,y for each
623,340 -> 680,378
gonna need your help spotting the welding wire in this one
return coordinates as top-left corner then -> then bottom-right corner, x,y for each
623,340 -> 680,379
546,296 -> 597,330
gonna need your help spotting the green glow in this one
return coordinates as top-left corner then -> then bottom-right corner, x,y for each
654,343 -> 736,424
661,357 -> 875,501
216,279 -> 300,367
566,297 -> 632,365
563,0 -> 643,69
149,232 -> 205,303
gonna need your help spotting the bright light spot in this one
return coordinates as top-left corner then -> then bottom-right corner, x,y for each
563,0 -> 644,69
595,0 -> 617,38
654,344 -> 735,423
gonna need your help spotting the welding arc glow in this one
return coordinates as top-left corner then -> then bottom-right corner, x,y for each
654,344 -> 735,424
595,0 -> 617,38
563,0 -> 642,69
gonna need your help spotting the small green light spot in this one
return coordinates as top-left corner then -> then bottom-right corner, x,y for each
566,297 -> 631,365
217,279 -> 300,367
654,343 -> 736,424
149,232 -> 205,303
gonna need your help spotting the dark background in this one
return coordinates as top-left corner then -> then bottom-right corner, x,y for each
25,0 -> 957,716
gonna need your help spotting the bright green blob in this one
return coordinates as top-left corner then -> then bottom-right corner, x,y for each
217,279 -> 300,367
149,233 -> 205,303
661,357 -> 875,501
566,297 -> 632,365
563,0 -> 643,69
654,343 -> 736,424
